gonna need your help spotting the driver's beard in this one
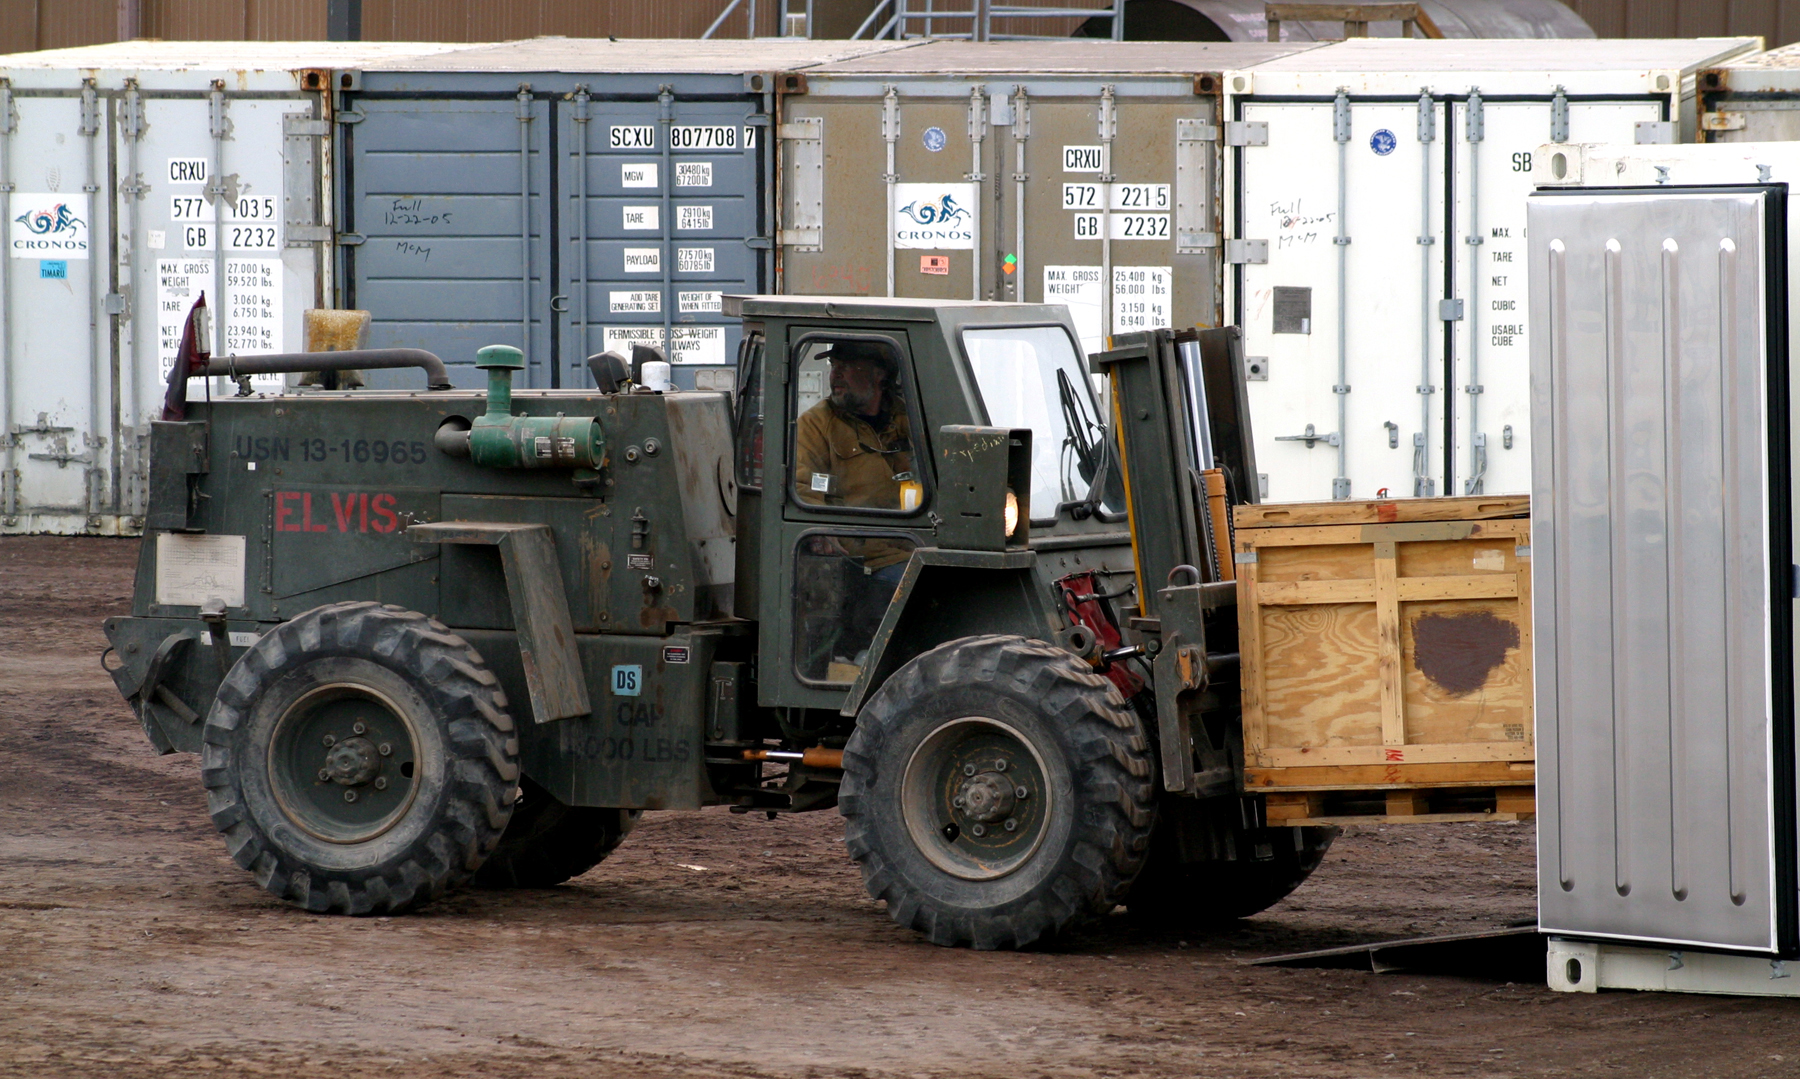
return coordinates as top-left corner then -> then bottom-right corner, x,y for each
831,386 -> 877,415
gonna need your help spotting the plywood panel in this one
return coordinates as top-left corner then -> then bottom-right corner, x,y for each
1258,602 -> 1383,748
1401,597 -> 1529,746
1256,541 -> 1371,582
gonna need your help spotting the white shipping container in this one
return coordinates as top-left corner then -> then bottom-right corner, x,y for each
1222,37 -> 1761,504
0,40 -> 459,536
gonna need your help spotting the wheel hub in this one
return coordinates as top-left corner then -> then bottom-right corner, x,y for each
954,771 -> 1017,824
323,735 -> 380,786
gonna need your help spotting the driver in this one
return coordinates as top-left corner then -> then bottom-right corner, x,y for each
793,340 -> 915,525
793,342 -> 916,657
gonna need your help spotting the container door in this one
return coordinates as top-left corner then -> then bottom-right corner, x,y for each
3,86 -> 112,531
1448,97 -> 1664,498
345,94 -> 552,387
561,95 -> 760,392
1017,92 -> 1217,355
1235,95 -> 1447,503
1529,186 -> 1795,955
780,83 -> 1219,352
121,90 -> 323,514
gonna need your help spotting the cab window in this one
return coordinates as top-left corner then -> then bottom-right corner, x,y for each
789,336 -> 921,515
960,325 -> 1119,519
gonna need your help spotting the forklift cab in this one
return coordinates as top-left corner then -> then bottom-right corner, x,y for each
725,296 -> 1125,717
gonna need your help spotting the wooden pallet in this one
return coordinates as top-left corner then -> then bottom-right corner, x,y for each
1234,496 -> 1534,791
1265,784 -> 1536,826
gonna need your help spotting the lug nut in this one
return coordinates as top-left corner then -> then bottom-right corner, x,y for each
322,734 -> 336,747
952,796 -> 964,809
352,722 -> 367,735
994,759 -> 1008,772
344,790 -> 358,803
378,743 -> 392,757
1015,786 -> 1028,799
963,764 -> 976,776
317,768 -> 330,782
374,777 -> 388,791
1004,818 -> 1018,832
971,824 -> 987,838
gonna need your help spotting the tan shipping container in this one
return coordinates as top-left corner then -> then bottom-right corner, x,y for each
777,39 -> 1312,354
1233,494 -> 1534,823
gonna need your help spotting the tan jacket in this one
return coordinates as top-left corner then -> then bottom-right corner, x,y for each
793,398 -> 915,570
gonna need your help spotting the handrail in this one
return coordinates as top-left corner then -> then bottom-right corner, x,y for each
203,348 -> 454,391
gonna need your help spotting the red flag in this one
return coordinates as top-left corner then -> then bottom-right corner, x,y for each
159,292 -> 211,422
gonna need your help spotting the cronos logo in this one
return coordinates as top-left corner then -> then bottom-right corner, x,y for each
16,203 -> 84,236
897,194 -> 970,227
9,194 -> 90,259
891,183 -> 977,251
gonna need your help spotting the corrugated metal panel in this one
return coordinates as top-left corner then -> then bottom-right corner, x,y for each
1528,180 -> 1794,955
358,0 -> 781,42
36,0 -> 114,50
1567,0 -> 1795,46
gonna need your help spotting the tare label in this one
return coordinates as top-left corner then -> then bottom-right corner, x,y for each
672,125 -> 739,149
1062,183 -> 1170,210
622,205 -> 660,230
1063,145 -> 1104,172
611,125 -> 655,149
1074,213 -> 1170,241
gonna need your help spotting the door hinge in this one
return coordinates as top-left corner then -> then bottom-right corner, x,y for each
1225,238 -> 1268,264
1702,111 -> 1747,132
1225,121 -> 1268,147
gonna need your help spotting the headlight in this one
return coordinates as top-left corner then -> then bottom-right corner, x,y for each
1004,489 -> 1020,537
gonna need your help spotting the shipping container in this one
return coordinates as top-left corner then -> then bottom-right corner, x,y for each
1233,494 -> 1535,824
775,40 -> 1314,355
1221,37 -> 1760,506
340,37 -> 914,393
1701,43 -> 1800,142
1526,140 -> 1800,972
0,39 -> 459,536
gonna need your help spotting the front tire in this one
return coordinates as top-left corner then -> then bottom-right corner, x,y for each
201,602 -> 519,915
840,635 -> 1156,950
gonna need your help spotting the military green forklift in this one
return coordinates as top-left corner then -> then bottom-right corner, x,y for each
103,294 -> 1333,949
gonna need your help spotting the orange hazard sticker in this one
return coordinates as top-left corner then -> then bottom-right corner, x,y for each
920,255 -> 949,275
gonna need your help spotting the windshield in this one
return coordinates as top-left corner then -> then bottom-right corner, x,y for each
961,325 -> 1116,520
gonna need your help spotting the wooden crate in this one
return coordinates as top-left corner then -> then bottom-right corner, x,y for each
1234,495 -> 1534,822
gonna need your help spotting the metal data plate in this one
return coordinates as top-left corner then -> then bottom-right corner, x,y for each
1528,186 -> 1794,955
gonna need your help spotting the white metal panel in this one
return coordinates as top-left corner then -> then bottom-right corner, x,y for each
0,49 -> 360,536
1447,100 -> 1662,497
1237,96 -> 1446,502
1529,186 -> 1791,954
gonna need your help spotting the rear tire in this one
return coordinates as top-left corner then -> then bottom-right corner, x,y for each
201,602 -> 519,915
840,634 -> 1156,950
470,776 -> 639,889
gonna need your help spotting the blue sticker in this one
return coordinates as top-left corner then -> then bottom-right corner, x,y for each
39,260 -> 67,279
611,664 -> 642,697
922,126 -> 947,152
1369,129 -> 1398,156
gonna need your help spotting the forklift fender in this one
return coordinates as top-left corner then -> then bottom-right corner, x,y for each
839,548 -> 1063,718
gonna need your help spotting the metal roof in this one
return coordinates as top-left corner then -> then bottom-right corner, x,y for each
801,38 -> 1319,75
0,40 -> 465,71
358,36 -> 921,74
1242,36 -> 1762,72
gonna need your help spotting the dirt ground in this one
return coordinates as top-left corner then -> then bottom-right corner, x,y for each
3,536 -> 1798,1078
